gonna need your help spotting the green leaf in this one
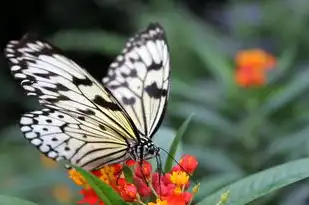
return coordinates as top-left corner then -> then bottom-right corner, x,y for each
194,173 -> 242,202
164,114 -> 193,172
0,195 -> 38,205
72,166 -> 128,205
197,157 -> 309,205
123,165 -> 134,184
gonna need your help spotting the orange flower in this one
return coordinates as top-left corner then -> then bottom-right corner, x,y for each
234,49 -> 276,87
236,49 -> 276,70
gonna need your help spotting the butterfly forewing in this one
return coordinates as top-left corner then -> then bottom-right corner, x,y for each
102,23 -> 171,139
5,34 -> 140,170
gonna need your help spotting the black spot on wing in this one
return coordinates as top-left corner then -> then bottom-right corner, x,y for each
93,95 -> 121,111
121,70 -> 137,78
77,116 -> 85,121
72,77 -> 92,86
148,62 -> 163,71
122,97 -> 136,105
145,82 -> 167,98
99,124 -> 106,131
56,83 -> 70,91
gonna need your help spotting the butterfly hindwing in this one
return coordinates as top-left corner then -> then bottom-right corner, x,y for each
103,23 -> 171,139
5,34 -> 140,170
21,108 -> 129,170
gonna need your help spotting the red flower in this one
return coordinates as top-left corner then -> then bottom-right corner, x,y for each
118,182 -> 137,202
135,160 -> 152,179
179,155 -> 198,174
164,194 -> 187,205
134,176 -> 152,197
69,154 -> 199,205
78,189 -> 104,205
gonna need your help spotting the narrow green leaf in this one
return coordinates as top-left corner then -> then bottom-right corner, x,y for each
123,165 -> 134,184
197,157 -> 309,205
72,166 -> 128,205
0,195 -> 38,205
164,114 -> 193,172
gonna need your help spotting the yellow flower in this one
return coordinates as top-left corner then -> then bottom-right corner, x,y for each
170,171 -> 189,186
148,199 -> 168,205
68,169 -> 88,188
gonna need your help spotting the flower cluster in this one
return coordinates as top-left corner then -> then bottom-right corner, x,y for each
234,49 -> 276,87
68,155 -> 198,205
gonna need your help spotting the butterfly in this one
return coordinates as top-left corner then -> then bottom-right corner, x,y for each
5,23 -> 171,171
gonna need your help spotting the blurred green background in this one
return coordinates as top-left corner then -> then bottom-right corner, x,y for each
1,0 -> 309,204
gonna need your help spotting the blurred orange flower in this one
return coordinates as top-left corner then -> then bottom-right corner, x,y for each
52,183 -> 72,204
235,49 -> 276,87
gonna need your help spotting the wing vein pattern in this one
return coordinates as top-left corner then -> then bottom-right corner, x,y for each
5,35 -> 141,170
103,23 -> 171,139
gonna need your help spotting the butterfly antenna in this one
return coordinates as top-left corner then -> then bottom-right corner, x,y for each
159,147 -> 198,185
155,154 -> 163,198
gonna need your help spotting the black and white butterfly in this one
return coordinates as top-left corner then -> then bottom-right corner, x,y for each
5,23 -> 171,171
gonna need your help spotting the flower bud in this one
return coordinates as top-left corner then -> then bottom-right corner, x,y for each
135,161 -> 152,178
179,155 -> 198,174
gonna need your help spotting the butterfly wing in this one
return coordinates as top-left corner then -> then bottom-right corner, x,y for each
102,23 -> 171,139
20,108 -> 130,170
5,34 -> 140,170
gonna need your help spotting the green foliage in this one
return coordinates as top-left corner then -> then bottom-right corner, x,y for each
0,195 -> 38,205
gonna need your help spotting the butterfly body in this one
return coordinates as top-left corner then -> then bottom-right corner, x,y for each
5,23 -> 170,171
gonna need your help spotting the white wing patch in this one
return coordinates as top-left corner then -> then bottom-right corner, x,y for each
5,34 -> 140,170
103,23 -> 171,138
21,108 -> 129,170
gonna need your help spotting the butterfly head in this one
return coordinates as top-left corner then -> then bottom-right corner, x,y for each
129,138 -> 160,161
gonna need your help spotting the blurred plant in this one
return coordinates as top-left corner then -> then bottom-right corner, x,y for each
52,183 -> 72,204
40,154 -> 57,169
235,49 -> 276,87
